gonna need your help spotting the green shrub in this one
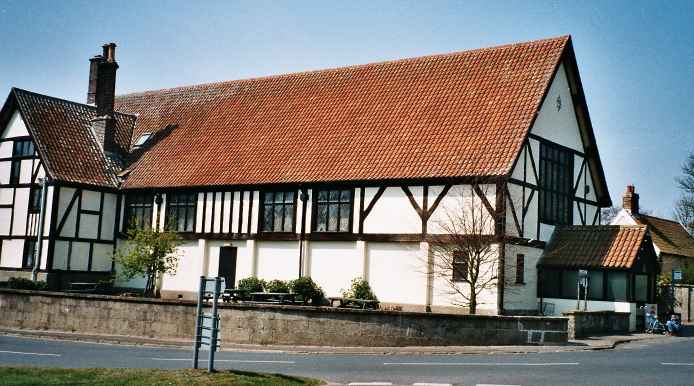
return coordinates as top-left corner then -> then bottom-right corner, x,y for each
265,279 -> 289,293
237,277 -> 265,292
289,277 -> 324,305
7,277 -> 47,291
341,277 -> 377,301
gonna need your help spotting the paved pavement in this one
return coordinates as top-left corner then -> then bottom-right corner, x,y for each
1,333 -> 694,385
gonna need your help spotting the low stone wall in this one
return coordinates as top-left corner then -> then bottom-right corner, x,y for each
0,289 -> 568,346
563,310 -> 630,339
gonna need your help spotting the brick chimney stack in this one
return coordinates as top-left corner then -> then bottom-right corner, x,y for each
87,43 -> 120,158
622,185 -> 639,215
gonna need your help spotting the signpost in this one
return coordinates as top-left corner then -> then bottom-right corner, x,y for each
193,276 -> 222,372
577,269 -> 589,311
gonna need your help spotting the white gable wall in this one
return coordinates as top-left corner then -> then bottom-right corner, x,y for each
1,111 -> 29,138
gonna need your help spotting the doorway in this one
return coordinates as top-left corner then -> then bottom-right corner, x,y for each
218,246 -> 237,289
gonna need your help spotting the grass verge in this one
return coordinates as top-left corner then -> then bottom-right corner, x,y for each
0,367 -> 324,386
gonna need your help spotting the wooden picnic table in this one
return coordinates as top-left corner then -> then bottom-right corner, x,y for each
66,282 -> 101,293
249,292 -> 296,304
328,297 -> 379,310
222,288 -> 251,302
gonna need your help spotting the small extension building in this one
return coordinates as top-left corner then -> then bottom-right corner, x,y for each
0,36 -> 614,314
612,185 -> 694,276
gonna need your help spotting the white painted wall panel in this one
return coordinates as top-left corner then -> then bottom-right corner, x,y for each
231,191 -> 240,234
504,245 -> 543,311
79,213 -> 99,239
0,239 -> 23,268
431,244 -> 499,312
204,193 -> 213,233
241,192 -> 250,233
530,64 -> 584,152
304,190 -> 313,234
368,242 -> 427,305
81,190 -> 101,211
310,241 -> 362,298
41,186 -> 54,237
100,193 -> 117,240
212,192 -> 221,233
0,142 -> 11,158
222,192 -> 231,233
256,241 -> 299,281
0,161 -> 9,184
428,184 -> 496,235
52,240 -> 69,270
19,160 -> 32,184
234,240 -> 254,284
39,239 -> 48,269
363,187 -> 420,234
2,111 -> 30,138
0,208 -> 10,235
70,242 -> 90,270
161,242 -> 202,292
195,193 -> 204,233
250,191 -> 259,234
91,244 -> 113,271
0,188 -> 11,205
11,187 -> 28,236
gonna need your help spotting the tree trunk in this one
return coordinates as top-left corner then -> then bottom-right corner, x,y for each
469,283 -> 477,314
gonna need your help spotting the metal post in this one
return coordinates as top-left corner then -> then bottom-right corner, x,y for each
576,280 -> 580,310
193,276 -> 205,369
31,177 -> 49,281
208,277 -> 221,372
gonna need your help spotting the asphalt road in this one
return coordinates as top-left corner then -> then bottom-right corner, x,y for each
1,335 -> 693,386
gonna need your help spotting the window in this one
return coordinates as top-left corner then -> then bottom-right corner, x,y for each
124,193 -> 154,230
313,189 -> 352,232
588,271 -> 604,300
133,132 -> 152,148
165,192 -> 196,232
606,271 -> 628,301
452,250 -> 469,282
28,186 -> 42,213
539,142 -> 574,225
22,239 -> 36,269
261,191 -> 296,232
515,254 -> 525,284
634,274 -> 649,302
561,270 -> 578,299
9,160 -> 21,184
13,140 -> 34,157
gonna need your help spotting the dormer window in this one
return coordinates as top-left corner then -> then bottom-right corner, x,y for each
133,132 -> 152,148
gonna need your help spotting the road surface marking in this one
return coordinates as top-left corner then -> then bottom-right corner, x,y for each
348,383 -> 392,386
662,362 -> 694,366
413,383 -> 453,386
476,384 -> 521,386
149,358 -> 294,364
383,362 -> 578,366
0,350 -> 61,357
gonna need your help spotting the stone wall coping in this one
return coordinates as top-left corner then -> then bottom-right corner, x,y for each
0,288 -> 569,322
562,310 -> 631,316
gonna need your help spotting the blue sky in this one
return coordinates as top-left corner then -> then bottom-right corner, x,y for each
0,0 -> 692,218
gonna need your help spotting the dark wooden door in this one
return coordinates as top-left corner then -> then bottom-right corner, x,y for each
218,246 -> 237,289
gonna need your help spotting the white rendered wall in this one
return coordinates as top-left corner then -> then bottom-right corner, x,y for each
91,244 -> 113,271
2,111 -> 29,138
530,64 -> 584,152
11,187 -> 28,236
255,241 -> 299,281
431,243 -> 499,313
543,298 -> 637,331
0,239 -> 23,268
428,184 -> 496,235
100,193 -> 117,240
309,241 -> 363,297
363,187 -> 421,234
368,242 -> 427,306
504,245 -> 543,311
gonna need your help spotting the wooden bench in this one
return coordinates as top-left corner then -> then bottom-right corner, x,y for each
249,292 -> 296,304
328,297 -> 379,310
65,282 -> 101,294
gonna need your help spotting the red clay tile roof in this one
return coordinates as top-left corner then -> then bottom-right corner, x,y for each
636,215 -> 694,258
539,225 -> 649,269
115,36 -> 570,189
4,88 -> 136,188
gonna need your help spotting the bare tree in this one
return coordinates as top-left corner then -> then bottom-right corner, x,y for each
676,152 -> 694,235
600,206 -> 621,225
427,184 -> 502,314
